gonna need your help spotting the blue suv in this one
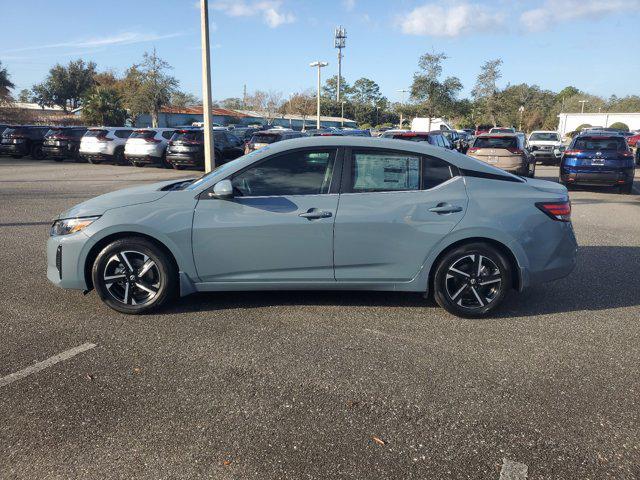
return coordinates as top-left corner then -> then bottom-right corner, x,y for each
560,132 -> 635,194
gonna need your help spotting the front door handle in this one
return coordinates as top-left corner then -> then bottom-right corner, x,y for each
299,208 -> 333,220
429,203 -> 463,214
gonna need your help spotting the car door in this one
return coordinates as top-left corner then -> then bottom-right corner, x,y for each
192,147 -> 341,282
224,132 -> 245,159
333,148 -> 468,283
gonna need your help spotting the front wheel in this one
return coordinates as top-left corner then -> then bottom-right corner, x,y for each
433,242 -> 512,318
92,237 -> 178,314
30,144 -> 45,160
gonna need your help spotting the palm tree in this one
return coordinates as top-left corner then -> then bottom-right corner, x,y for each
0,61 -> 16,104
81,87 -> 127,126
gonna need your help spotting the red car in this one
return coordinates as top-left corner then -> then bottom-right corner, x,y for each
627,133 -> 640,147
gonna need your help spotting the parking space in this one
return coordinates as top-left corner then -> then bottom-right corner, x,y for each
1,158 -> 640,479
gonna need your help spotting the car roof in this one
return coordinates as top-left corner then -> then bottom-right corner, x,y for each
576,131 -> 624,137
477,132 -> 517,137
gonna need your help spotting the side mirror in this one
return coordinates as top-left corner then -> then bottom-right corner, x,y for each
210,179 -> 234,199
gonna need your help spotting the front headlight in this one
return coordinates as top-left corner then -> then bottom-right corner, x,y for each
50,216 -> 100,236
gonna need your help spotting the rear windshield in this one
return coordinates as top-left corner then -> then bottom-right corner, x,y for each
46,128 -> 85,137
473,136 -> 518,149
172,130 -> 203,142
250,133 -> 281,144
392,134 -> 430,142
491,128 -> 514,133
129,130 -> 157,139
573,136 -> 626,151
530,132 -> 559,142
2,127 -> 24,136
85,129 -> 108,137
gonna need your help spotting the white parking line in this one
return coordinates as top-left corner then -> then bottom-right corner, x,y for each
499,458 -> 528,479
0,342 -> 96,388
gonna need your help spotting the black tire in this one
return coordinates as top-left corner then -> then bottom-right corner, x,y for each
30,144 -> 45,160
433,242 -> 512,318
11,155 -> 23,159
528,163 -> 536,178
92,237 -> 178,314
618,182 -> 633,195
172,164 -> 186,170
53,158 -> 64,163
113,148 -> 125,165
133,162 -> 144,168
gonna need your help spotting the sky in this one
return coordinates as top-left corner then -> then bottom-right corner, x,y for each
0,0 -> 638,103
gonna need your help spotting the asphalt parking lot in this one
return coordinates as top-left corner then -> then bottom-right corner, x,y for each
1,158 -> 639,479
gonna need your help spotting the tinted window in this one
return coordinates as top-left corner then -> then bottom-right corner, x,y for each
172,130 -> 203,142
250,133 -> 281,144
392,134 -> 430,142
85,129 -> 108,138
529,132 -> 559,142
573,136 -> 626,151
351,151 -> 420,193
423,157 -> 453,190
473,136 -> 518,149
232,149 -> 336,196
72,128 -> 87,138
130,130 -> 157,139
114,130 -> 132,139
161,131 -> 175,140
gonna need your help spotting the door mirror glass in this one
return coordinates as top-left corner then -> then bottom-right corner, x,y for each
211,179 -> 234,199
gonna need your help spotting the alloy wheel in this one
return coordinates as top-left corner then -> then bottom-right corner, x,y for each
102,250 -> 161,306
444,254 -> 502,309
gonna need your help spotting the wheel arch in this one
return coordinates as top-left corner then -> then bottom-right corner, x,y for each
83,231 -> 179,291
427,237 -> 522,297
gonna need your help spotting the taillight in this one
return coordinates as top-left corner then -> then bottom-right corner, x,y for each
143,137 -> 161,143
507,148 -> 524,155
467,147 -> 478,153
563,149 -> 582,156
96,135 -> 112,142
619,151 -> 634,158
536,201 -> 571,222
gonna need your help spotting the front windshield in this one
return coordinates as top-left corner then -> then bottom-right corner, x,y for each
186,149 -> 264,191
530,132 -> 559,142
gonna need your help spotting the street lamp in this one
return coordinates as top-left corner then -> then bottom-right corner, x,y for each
579,100 -> 589,114
341,100 -> 346,127
310,61 -> 328,129
199,0 -> 215,172
518,105 -> 524,131
397,88 -> 408,129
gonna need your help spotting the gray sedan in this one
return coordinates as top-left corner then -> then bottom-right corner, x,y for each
47,137 -> 577,318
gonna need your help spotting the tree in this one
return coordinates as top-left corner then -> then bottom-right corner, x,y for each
286,90 -> 316,128
0,62 -> 15,105
137,50 -> 179,127
472,59 -> 502,127
609,122 -> 629,132
219,97 -> 243,110
170,91 -> 199,109
81,86 -> 127,126
17,89 -> 32,103
410,52 -> 462,130
31,59 -> 96,111
245,89 -> 283,123
322,75 -> 351,100
351,77 -> 384,105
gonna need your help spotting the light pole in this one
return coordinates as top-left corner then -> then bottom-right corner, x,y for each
375,106 -> 380,127
334,26 -> 347,102
579,100 -> 588,114
310,61 -> 328,129
341,100 -> 346,127
397,88 -> 408,129
200,0 -> 215,173
518,105 -> 524,131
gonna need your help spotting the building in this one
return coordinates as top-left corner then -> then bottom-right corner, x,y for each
134,106 -> 357,130
557,112 -> 640,136
0,102 -> 79,125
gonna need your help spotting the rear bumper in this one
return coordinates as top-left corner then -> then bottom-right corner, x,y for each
560,167 -> 634,186
167,153 -> 202,167
125,153 -> 163,164
43,146 -> 71,158
526,222 -> 578,287
81,152 -> 114,163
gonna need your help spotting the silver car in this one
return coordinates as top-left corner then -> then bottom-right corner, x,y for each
47,137 -> 577,318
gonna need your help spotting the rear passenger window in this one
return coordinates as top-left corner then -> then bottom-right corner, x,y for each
423,157 -> 454,190
114,130 -> 132,139
162,131 -> 174,140
351,151 -> 420,193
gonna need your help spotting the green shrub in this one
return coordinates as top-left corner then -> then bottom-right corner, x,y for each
575,123 -> 591,132
609,122 -> 629,132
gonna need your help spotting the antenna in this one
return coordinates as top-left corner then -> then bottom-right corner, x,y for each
334,26 -> 347,102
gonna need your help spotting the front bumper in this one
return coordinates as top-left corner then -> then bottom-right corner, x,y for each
0,143 -> 28,156
46,232 -> 91,290
560,167 -> 634,186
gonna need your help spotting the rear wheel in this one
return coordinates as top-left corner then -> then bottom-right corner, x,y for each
30,144 -> 45,160
113,148 -> 125,165
92,237 -> 178,314
433,242 -> 511,318
173,164 -> 186,170
133,162 -> 144,168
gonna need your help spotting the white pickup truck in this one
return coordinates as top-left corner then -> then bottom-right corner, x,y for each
527,131 -> 565,165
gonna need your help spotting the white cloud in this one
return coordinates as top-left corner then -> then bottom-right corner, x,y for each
5,32 -> 183,53
211,0 -> 295,28
520,0 -> 636,31
397,2 -> 505,37
343,0 -> 356,12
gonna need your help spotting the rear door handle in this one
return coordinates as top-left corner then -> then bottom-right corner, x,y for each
299,208 -> 333,220
429,203 -> 463,214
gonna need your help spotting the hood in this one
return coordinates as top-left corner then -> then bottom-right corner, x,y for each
57,179 -> 183,219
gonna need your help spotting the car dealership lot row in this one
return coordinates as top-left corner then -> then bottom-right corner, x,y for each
1,159 -> 640,479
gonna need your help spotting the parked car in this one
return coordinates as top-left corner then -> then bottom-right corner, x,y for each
379,129 -> 409,138
387,131 -> 454,150
245,129 -> 306,153
467,133 -> 535,177
527,130 -> 565,165
42,126 -> 88,162
560,132 -> 635,194
46,136 -> 577,318
626,133 -> 640,147
442,130 -> 466,152
0,125 -> 51,159
340,129 -> 371,137
305,129 -> 344,137
124,128 -> 177,168
80,127 -> 133,164
474,125 -> 492,136
0,124 -> 10,139
227,127 -> 260,144
165,128 -> 245,170
489,127 -> 516,134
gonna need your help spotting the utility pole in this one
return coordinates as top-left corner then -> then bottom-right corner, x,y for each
397,88 -> 408,129
334,26 -> 346,102
200,0 -> 215,173
242,84 -> 247,109
341,100 -> 345,127
310,61 -> 328,129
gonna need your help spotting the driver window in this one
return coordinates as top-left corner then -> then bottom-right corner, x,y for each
231,149 -> 336,197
